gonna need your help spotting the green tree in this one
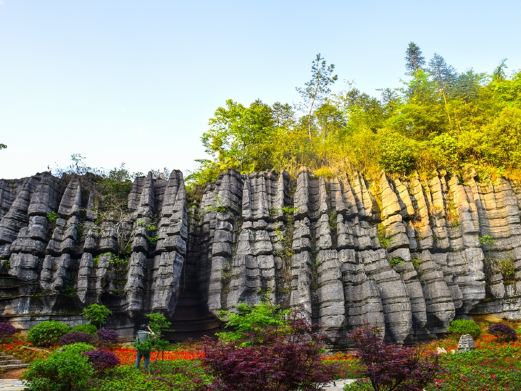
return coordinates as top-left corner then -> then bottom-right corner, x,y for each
82,304 -> 112,328
405,42 -> 425,74
0,144 -> 6,150
296,53 -> 338,138
201,99 -> 276,173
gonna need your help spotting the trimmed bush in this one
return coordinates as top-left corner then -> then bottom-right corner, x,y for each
70,323 -> 97,335
59,332 -> 95,346
57,342 -> 95,354
23,343 -> 95,391
28,321 -> 70,347
84,349 -> 120,373
489,323 -> 517,342
97,327 -> 118,345
0,322 -> 17,341
448,319 -> 481,339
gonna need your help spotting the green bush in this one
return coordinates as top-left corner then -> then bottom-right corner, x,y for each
70,323 -> 97,335
56,342 -> 95,355
82,304 -> 112,328
216,299 -> 290,345
28,321 -> 70,347
23,343 -> 95,391
447,319 -> 481,339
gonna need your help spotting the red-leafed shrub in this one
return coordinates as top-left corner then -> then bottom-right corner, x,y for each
0,322 -> 17,342
84,349 -> 120,373
97,327 -> 118,346
349,326 -> 439,391
489,323 -> 517,342
59,331 -> 95,346
203,314 -> 336,391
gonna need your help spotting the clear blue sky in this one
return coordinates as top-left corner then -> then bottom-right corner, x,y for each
1,0 -> 520,179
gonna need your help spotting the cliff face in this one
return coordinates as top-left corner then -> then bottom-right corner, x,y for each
1,169 -> 520,342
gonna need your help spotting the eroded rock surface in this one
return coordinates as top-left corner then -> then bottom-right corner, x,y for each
1,169 -> 520,342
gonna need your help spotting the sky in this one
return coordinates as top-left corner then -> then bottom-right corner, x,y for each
1,0 -> 520,179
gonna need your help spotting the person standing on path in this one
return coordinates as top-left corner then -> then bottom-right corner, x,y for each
134,324 -> 155,369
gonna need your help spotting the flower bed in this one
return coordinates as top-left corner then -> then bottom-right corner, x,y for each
111,347 -> 205,365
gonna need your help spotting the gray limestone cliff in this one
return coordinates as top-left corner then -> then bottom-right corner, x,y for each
1,169 -> 520,343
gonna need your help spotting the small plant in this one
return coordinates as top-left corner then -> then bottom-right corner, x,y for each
479,234 -> 495,247
82,303 -> 112,328
97,327 -> 119,345
28,321 -> 70,347
84,349 -> 120,373
281,206 -> 299,216
46,211 -> 59,225
448,319 -> 481,339
145,224 -> 160,245
389,257 -> 404,268
328,209 -> 338,232
349,326 -> 439,391
0,322 -> 17,342
59,332 -> 95,346
377,224 -> 390,249
489,323 -> 517,342
497,259 -> 516,283
411,258 -> 422,270
70,323 -> 97,335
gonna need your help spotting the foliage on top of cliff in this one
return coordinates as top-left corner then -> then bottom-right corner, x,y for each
188,43 -> 521,188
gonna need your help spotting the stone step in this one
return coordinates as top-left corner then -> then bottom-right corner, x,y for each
0,379 -> 26,391
0,359 -> 25,365
0,363 -> 28,370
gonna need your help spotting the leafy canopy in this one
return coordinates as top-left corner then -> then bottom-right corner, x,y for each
189,45 -> 521,189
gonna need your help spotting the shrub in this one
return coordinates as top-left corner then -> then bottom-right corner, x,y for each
57,342 -> 95,354
97,327 -> 119,345
70,323 -> 97,335
204,313 -> 336,391
447,319 -> 481,339
84,349 -> 120,373
23,343 -> 95,391
82,303 -> 112,328
59,332 -> 95,346
489,323 -> 517,342
0,322 -> 17,341
216,299 -> 289,345
349,326 -> 439,391
146,312 -> 171,336
28,321 -> 70,347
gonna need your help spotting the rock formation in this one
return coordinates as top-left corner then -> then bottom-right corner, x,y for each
1,169 -> 520,343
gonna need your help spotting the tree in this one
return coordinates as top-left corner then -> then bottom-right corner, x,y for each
428,53 -> 457,91
0,144 -> 6,150
405,42 -> 425,74
201,99 -> 276,173
349,326 -> 439,391
82,304 -> 112,328
296,53 -> 338,138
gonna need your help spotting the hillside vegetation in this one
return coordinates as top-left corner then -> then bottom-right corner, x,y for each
188,43 -> 521,188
